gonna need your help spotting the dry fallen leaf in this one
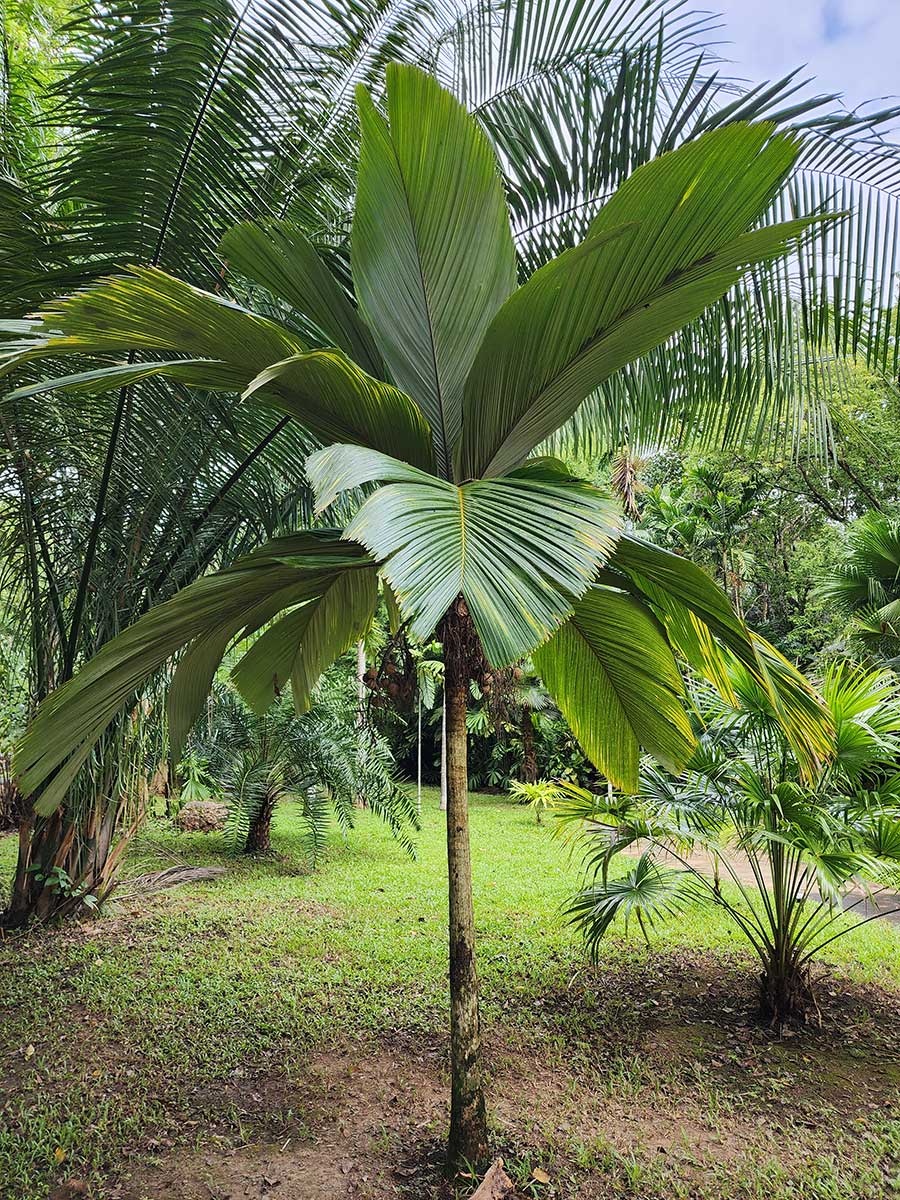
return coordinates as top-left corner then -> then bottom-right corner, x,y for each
54,1147 -> 67,1165
531,1166 -> 550,1184
24,1044 -> 35,1059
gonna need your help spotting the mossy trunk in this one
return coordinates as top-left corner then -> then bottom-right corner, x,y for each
442,597 -> 488,1167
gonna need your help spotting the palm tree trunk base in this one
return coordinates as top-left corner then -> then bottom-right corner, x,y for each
245,798 -> 276,853
759,964 -> 815,1026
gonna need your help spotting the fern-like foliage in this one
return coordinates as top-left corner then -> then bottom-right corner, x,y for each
195,676 -> 417,863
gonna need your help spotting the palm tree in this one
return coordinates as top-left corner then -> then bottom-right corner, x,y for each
5,0 -> 900,927
194,683 -> 416,858
5,65 -> 836,1162
818,511 -> 900,658
560,664 -> 900,1026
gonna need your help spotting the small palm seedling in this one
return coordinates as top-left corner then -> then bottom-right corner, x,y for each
560,664 -> 900,1026
175,751 -> 218,807
508,779 -> 566,824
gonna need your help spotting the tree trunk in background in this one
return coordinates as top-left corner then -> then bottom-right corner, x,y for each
355,639 -> 367,808
440,693 -> 448,812
442,598 -> 488,1167
417,690 -> 423,817
521,712 -> 537,783
245,793 -> 276,854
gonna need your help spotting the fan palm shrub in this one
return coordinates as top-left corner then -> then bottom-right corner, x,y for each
560,664 -> 900,1026
818,512 -> 900,658
4,62 -> 839,1160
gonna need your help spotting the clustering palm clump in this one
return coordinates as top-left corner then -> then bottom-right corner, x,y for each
559,664 -> 900,1026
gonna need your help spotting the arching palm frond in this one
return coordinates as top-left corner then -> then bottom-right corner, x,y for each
818,512 -> 900,656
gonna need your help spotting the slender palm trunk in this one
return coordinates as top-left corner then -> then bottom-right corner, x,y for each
355,639 -> 367,808
521,711 -> 537,783
442,598 -> 488,1166
440,692 -> 448,812
417,689 -> 423,817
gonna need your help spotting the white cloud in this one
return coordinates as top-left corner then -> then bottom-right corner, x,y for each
709,0 -> 899,113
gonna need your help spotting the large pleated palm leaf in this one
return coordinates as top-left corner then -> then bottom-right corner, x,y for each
6,63 -> 837,1161
819,512 -> 900,656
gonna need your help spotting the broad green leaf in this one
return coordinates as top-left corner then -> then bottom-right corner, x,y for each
309,447 -> 622,665
534,586 -> 695,790
221,220 -> 383,375
612,534 -> 832,772
458,123 -> 829,479
352,63 -> 517,477
17,531 -> 373,813
244,350 -> 433,469
232,566 -> 378,715
0,266 -> 304,379
166,530 -> 373,759
611,533 -> 756,696
306,443 -> 431,512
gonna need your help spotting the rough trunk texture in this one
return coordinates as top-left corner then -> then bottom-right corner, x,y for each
440,695 -> 448,812
2,801 -> 126,927
759,959 -> 815,1026
245,794 -> 277,854
442,597 -> 489,1167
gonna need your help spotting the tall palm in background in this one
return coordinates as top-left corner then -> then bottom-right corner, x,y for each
3,0 -> 900,929
6,60 -> 840,1162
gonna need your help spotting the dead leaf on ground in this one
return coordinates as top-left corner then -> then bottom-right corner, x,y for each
472,1157 -> 517,1199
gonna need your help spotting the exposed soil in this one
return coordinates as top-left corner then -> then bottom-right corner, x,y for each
108,1047 -> 448,1200
86,961 -> 900,1200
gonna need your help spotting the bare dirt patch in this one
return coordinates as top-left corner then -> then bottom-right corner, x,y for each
108,1046 -> 448,1200
101,978 -> 900,1200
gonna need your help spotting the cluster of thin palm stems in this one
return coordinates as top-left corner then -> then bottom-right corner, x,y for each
559,663 -> 900,1024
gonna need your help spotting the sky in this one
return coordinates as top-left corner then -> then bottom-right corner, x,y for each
709,1 -> 899,115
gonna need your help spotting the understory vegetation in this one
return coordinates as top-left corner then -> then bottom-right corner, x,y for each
2,791 -> 900,1199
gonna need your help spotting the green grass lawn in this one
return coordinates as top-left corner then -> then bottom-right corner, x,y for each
2,789 -> 900,1199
